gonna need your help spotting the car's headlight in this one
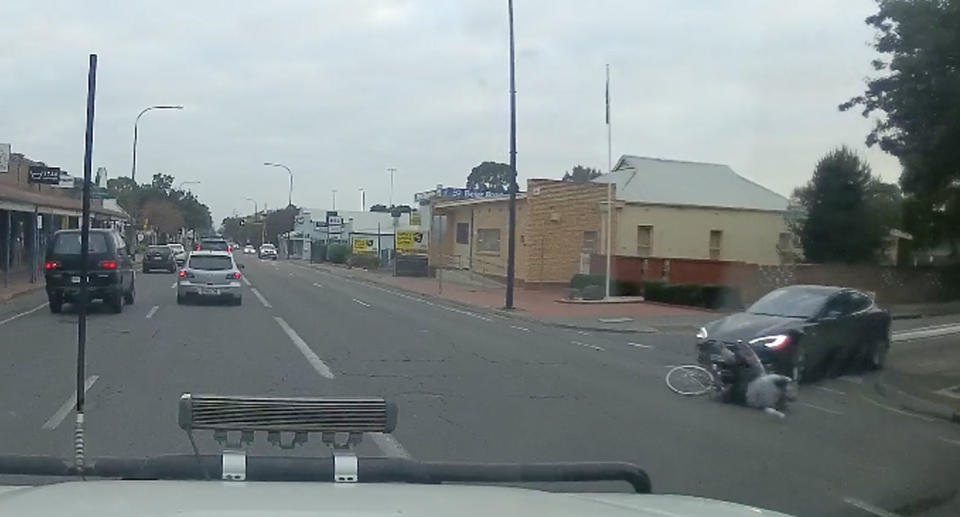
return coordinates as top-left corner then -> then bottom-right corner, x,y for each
748,334 -> 791,349
695,327 -> 708,342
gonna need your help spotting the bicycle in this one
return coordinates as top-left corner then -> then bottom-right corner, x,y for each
664,364 -> 721,396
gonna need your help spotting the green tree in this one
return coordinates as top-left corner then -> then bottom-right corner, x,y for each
793,147 -> 888,263
840,0 -> 960,250
466,161 -> 513,193
562,165 -> 602,184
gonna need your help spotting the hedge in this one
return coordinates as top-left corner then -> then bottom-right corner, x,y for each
327,244 -> 351,264
348,253 -> 381,270
569,274 -> 742,309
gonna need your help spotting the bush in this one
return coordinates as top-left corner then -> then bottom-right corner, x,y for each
348,253 -> 380,269
642,282 -> 742,310
569,274 -> 640,296
327,244 -> 351,264
581,285 -> 604,300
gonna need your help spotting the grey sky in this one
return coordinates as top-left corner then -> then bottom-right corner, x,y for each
1,0 -> 898,224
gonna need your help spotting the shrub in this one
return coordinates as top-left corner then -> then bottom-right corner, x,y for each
569,274 -> 640,296
348,253 -> 381,270
327,244 -> 351,264
582,285 -> 604,300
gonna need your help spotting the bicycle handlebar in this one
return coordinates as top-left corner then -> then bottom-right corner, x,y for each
0,455 -> 651,493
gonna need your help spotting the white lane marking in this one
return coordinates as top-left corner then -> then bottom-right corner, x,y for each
437,304 -> 492,321
274,317 -> 334,379
571,340 -> 605,352
145,305 -> 159,319
837,375 -> 864,385
250,288 -> 272,308
0,303 -> 49,327
312,282 -> 323,288
576,330 -> 590,336
170,282 -> 177,289
627,342 -> 653,349
939,437 -> 960,447
369,433 -> 412,459
814,385 -> 846,395
241,276 -> 251,286
510,325 -> 530,332
859,394 -> 936,422
933,384 -> 960,400
893,323 -> 960,342
797,402 -> 843,415
42,376 -> 99,430
352,299 -> 371,308
842,497 -> 899,517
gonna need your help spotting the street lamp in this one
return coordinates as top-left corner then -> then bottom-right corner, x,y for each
386,168 -> 396,207
359,188 -> 366,211
331,189 -> 338,210
175,180 -> 200,191
131,105 -> 183,182
263,162 -> 294,207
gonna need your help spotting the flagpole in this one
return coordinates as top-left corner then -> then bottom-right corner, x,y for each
605,64 -> 613,299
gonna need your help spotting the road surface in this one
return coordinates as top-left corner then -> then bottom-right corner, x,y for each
1,256 -> 958,516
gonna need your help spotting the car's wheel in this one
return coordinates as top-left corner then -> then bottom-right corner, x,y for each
49,294 -> 63,314
109,292 -> 123,314
866,336 -> 889,371
789,342 -> 808,383
124,282 -> 135,305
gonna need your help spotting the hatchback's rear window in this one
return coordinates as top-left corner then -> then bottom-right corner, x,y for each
53,233 -> 108,254
147,246 -> 172,256
188,256 -> 234,271
200,240 -> 229,251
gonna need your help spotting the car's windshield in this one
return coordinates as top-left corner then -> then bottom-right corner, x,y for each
188,256 -> 234,271
147,246 -> 171,255
168,244 -> 184,252
746,288 -> 830,318
52,233 -> 108,254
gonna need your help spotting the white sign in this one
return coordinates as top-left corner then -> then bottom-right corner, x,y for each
328,224 -> 343,234
137,232 -> 145,243
0,143 -> 9,173
328,216 -> 343,225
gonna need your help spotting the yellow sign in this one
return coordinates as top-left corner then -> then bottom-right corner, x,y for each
352,238 -> 375,254
396,231 -> 425,252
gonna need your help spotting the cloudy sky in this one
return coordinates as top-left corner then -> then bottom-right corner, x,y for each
1,0 -> 898,224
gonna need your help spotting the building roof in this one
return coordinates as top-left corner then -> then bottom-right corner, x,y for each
592,155 -> 789,212
298,209 -> 411,233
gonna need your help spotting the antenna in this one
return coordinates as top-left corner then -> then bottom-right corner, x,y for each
75,53 -> 98,475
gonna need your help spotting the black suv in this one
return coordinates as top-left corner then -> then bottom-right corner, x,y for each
143,245 -> 177,273
44,229 -> 136,314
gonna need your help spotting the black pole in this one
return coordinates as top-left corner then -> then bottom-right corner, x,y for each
504,0 -> 518,310
77,54 -> 97,413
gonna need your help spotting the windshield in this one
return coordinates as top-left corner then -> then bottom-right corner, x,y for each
52,233 -> 108,254
147,246 -> 171,255
746,288 -> 830,318
6,3 -> 960,517
188,256 -> 234,271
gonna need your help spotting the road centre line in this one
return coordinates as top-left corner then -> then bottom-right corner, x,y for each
797,402 -> 842,415
0,303 -> 49,327
510,325 -> 530,332
145,305 -> 159,319
369,433 -> 412,459
170,282 -> 177,289
627,342 -> 653,349
273,317 -> 334,379
352,299 -> 371,307
940,437 -> 960,447
242,276 -> 252,286
42,375 -> 99,430
571,341 -> 605,352
842,497 -> 899,517
250,288 -> 272,308
814,385 -> 846,395
312,282 -> 323,288
859,394 -> 936,422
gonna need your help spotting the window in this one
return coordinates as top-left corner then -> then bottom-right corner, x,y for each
53,232 -> 108,254
581,231 -> 598,253
848,291 -> 873,313
709,230 -> 723,260
476,229 -> 501,253
636,225 -> 652,257
188,255 -> 234,270
456,222 -> 469,244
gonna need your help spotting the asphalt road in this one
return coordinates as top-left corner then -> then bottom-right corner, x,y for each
1,256 -> 959,516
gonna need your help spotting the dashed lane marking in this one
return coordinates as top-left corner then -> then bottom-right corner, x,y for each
859,393 -> 936,423
627,342 -> 653,349
842,497 -> 899,517
369,433 -> 412,459
0,303 -> 49,327
571,341 -> 605,352
352,299 -> 371,308
145,305 -> 159,319
241,276 -> 251,286
797,402 -> 843,415
274,317 -> 334,379
510,325 -> 530,332
250,288 -> 272,308
814,385 -> 846,395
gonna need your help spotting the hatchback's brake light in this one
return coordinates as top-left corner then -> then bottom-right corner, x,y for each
178,270 -> 186,278
44,260 -> 60,270
227,271 -> 241,280
99,260 -> 118,269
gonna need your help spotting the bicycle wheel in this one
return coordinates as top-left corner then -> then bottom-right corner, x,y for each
665,365 -> 716,396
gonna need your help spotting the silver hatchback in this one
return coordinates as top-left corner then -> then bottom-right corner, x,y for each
176,251 -> 243,305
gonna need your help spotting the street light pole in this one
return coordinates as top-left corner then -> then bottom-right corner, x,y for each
359,188 -> 366,211
331,189 -> 337,210
504,0 -> 518,310
244,197 -> 263,246
131,105 -> 183,182
263,162 -> 294,207
386,168 -> 396,207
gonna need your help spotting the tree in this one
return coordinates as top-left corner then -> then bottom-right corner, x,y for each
840,0 -> 960,250
369,204 -> 389,212
263,206 -> 298,244
793,147 -> 888,263
142,199 -> 184,239
562,165 -> 602,184
466,161 -> 513,193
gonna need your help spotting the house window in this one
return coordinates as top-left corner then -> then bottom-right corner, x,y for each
582,231 -> 598,254
709,230 -> 723,260
636,225 -> 653,257
476,229 -> 501,253
456,222 -> 469,244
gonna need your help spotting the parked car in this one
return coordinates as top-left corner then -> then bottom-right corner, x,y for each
696,285 -> 890,382
243,244 -> 256,254
176,251 -> 243,306
44,229 -> 135,314
196,238 -> 230,252
259,243 -> 278,260
167,243 -> 187,265
143,245 -> 177,273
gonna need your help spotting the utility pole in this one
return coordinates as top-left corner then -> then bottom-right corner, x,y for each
386,168 -> 396,207
504,0 -> 518,310
331,189 -> 338,210
604,64 -> 613,299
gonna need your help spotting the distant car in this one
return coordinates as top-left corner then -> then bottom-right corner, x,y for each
143,245 -> 177,273
44,229 -> 135,314
176,251 -> 243,306
259,244 -> 278,260
167,243 -> 187,265
696,285 -> 890,382
243,245 -> 256,254
196,238 -> 230,252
